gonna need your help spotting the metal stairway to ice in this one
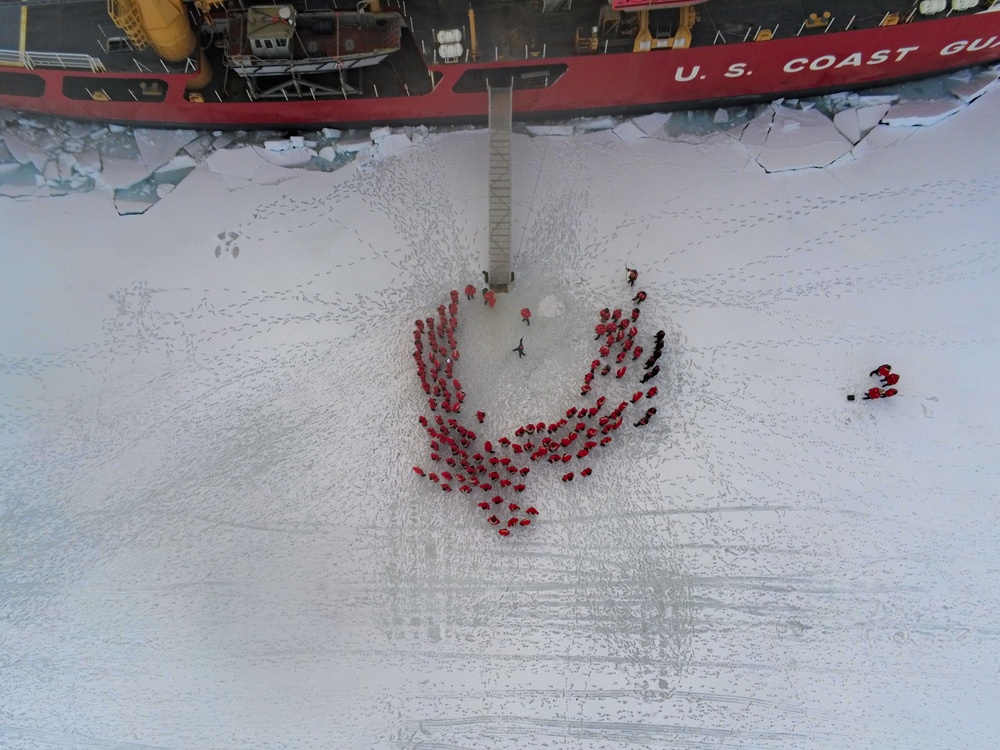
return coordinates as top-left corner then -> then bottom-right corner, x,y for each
486,81 -> 513,292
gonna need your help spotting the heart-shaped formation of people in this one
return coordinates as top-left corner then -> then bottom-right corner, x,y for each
411,281 -> 663,536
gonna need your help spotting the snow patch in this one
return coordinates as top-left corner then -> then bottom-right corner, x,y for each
535,294 -> 565,319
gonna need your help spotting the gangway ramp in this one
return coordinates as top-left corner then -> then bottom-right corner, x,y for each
486,81 -> 512,292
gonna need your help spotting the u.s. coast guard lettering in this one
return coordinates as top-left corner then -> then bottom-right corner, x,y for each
671,37 -> 1000,83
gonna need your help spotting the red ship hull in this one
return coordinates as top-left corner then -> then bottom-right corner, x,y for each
3,11 -> 1000,129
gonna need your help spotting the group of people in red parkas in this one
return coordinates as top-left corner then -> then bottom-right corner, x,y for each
586,306 -> 647,395
413,269 -> 661,536
412,294 -> 465,415
412,285 -> 544,535
863,364 -> 900,400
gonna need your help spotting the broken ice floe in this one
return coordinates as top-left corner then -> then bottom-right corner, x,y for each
948,70 -> 999,103
880,99 -> 966,127
525,124 -> 575,137
743,105 -> 854,172
612,120 -> 647,142
833,104 -> 891,144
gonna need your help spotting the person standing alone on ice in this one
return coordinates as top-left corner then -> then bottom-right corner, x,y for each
513,338 -> 525,358
626,267 -> 638,287
465,284 -> 477,301
521,308 -> 531,326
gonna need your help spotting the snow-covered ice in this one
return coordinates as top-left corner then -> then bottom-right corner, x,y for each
881,98 -> 966,127
948,70 -> 1000,103
745,105 -> 854,171
1,81 -> 1000,749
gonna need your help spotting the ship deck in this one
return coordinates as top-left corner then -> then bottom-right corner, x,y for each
0,0 -> 989,104
3,0 -> 975,74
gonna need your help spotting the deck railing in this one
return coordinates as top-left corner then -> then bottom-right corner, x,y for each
0,48 -> 107,72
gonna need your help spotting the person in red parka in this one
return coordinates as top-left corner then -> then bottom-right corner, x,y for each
882,388 -> 898,398
465,284 -> 477,300
870,364 -> 892,379
863,387 -> 882,400
882,372 -> 900,387
521,308 -> 531,326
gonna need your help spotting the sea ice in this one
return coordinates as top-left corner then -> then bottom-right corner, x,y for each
833,108 -> 862,144
372,132 -> 413,159
205,145 -> 268,182
134,128 -> 199,172
2,81 -> 1000,750
525,124 -> 574,136
611,119 -> 646,142
1,128 -> 50,171
254,144 -> 315,168
833,104 -> 889,145
631,111 -> 671,135
335,136 -> 373,154
573,116 -> 618,132
93,154 -> 150,190
881,99 -> 965,126
752,105 -> 853,172
948,70 -> 1000,103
